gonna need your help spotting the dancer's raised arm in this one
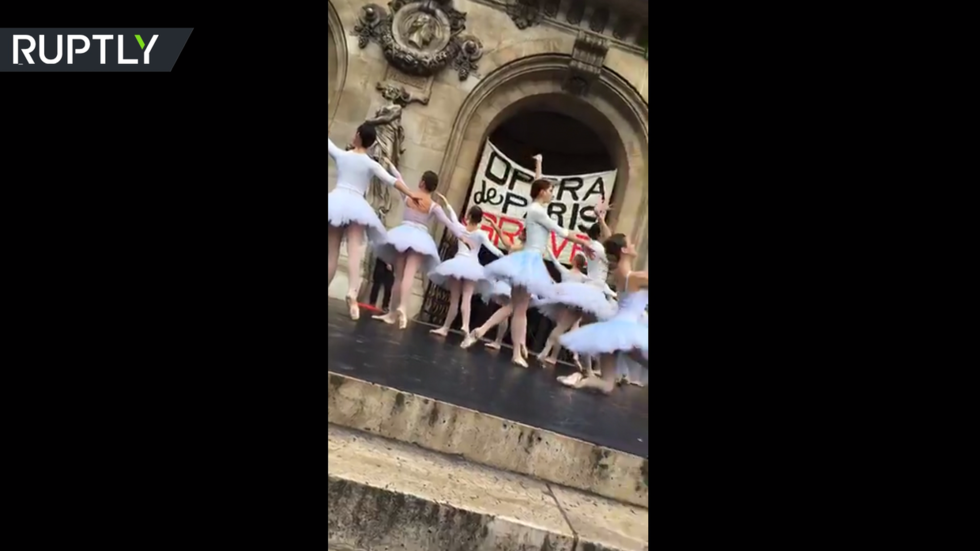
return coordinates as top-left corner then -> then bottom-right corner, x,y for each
595,198 -> 614,239
532,154 -> 543,179
328,138 -> 343,160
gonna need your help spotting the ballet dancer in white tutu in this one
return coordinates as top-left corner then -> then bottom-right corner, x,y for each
329,124 -> 422,320
557,233 -> 648,394
534,249 -> 617,366
370,169 -> 471,329
460,154 -> 592,367
426,194 -> 506,337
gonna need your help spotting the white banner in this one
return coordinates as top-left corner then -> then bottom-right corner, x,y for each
468,140 -> 617,264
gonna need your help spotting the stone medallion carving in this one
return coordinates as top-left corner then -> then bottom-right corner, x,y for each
355,0 -> 483,81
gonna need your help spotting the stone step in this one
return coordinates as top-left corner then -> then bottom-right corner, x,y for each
328,371 -> 649,508
328,424 -> 649,551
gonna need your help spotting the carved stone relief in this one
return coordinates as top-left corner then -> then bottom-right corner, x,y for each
562,30 -> 608,97
542,0 -> 560,18
589,7 -> 609,34
566,1 -> 585,25
354,0 -> 483,81
507,0 -> 542,30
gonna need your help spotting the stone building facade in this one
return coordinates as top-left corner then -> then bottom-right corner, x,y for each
328,0 -> 649,316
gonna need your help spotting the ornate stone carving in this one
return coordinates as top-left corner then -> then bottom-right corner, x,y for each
452,35 -> 483,80
542,0 -> 560,18
589,7 -> 609,34
562,30 -> 608,97
355,0 -> 480,79
612,16 -> 632,40
507,0 -> 542,29
354,4 -> 388,48
566,1 -> 585,25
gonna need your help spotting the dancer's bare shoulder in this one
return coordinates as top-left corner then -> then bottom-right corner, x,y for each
407,194 -> 434,213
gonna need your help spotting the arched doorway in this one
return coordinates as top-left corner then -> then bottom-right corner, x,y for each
436,54 -> 648,264
327,0 -> 348,128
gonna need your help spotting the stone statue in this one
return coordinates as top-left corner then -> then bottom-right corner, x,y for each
363,86 -> 410,227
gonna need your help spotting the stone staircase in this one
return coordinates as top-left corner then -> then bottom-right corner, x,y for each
328,372 -> 649,551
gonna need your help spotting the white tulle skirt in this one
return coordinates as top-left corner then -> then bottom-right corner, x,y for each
483,250 -> 555,297
428,255 -> 486,288
372,222 -> 442,274
559,317 -> 648,357
534,281 -> 617,321
478,279 -> 511,304
328,188 -> 387,244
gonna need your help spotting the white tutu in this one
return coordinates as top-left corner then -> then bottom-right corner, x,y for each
478,279 -> 511,304
328,188 -> 388,244
559,318 -> 648,357
373,222 -> 442,274
483,250 -> 556,297
534,281 -> 617,321
428,255 -> 486,288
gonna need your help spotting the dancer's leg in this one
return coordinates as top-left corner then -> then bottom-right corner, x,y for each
373,254 -> 405,324
573,354 -> 616,394
328,225 -> 343,286
539,309 -> 578,365
431,278 -> 460,336
509,287 -> 531,367
394,252 -> 422,328
460,280 -> 475,334
485,298 -> 511,350
343,224 -> 366,319
462,303 -> 512,349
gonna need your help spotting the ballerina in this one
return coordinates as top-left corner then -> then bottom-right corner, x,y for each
426,194 -> 506,337
557,233 -> 648,394
329,124 -> 422,320
460,154 -> 592,367
534,249 -> 617,366
370,168 -> 472,329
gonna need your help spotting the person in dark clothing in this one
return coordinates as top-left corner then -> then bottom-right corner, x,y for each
369,258 -> 394,312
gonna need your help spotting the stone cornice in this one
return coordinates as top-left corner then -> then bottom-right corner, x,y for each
471,0 -> 647,57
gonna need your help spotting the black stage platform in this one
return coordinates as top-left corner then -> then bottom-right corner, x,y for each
327,299 -> 648,457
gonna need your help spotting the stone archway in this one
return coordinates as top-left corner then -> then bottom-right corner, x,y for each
327,0 -> 349,128
438,54 -> 649,261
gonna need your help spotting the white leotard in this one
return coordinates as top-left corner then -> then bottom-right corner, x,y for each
524,203 -> 568,253
443,204 -> 505,258
328,138 -> 397,195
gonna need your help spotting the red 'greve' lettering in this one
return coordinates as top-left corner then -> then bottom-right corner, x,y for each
481,213 -> 586,260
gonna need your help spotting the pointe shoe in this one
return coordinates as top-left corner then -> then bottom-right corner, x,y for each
484,341 -> 502,350
512,354 -> 529,368
396,309 -> 408,329
430,327 -> 450,336
346,295 -> 360,320
520,344 -> 528,360
558,372 -> 584,387
372,311 -> 397,324
460,330 -> 480,349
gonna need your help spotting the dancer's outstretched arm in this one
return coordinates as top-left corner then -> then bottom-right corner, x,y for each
376,162 -> 422,205
545,249 -> 573,281
483,217 -> 512,250
532,154 -> 543,179
476,231 -> 505,257
431,204 -> 471,242
527,206 -> 590,249
433,193 -> 467,234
